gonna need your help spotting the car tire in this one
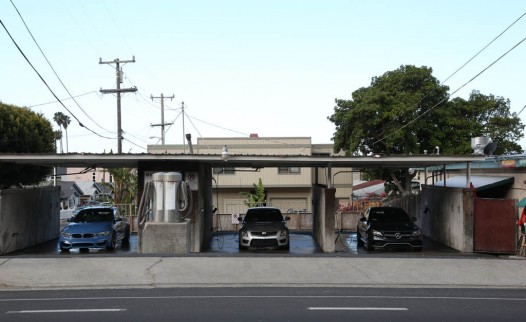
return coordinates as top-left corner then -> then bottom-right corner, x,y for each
122,225 -> 131,246
365,232 -> 374,251
106,232 -> 116,250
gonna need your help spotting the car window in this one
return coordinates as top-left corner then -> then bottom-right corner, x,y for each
244,209 -> 284,222
368,208 -> 411,223
74,209 -> 114,223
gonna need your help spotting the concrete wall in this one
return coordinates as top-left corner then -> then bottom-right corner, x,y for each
312,185 -> 336,252
391,186 -> 474,252
0,186 -> 60,255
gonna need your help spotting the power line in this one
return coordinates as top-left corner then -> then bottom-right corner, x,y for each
0,18 -> 113,140
441,10 -> 526,85
8,0 -> 115,135
26,90 -> 98,108
373,34 -> 526,146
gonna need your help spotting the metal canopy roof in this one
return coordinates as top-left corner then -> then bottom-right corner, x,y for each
433,175 -> 514,191
0,153 -> 486,169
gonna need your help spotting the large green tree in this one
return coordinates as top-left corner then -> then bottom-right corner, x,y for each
0,102 -> 55,189
329,65 -> 524,196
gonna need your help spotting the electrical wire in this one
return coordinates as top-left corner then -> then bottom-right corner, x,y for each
0,18 -> 113,140
26,90 -> 97,108
372,11 -> 526,140
373,34 -> 526,146
8,0 -> 115,135
441,11 -> 526,85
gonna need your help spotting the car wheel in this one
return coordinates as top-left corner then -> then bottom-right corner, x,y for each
356,227 -> 364,246
122,225 -> 131,246
106,232 -> 116,250
365,232 -> 374,251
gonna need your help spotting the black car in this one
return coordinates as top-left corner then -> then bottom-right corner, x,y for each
238,207 -> 290,250
357,206 -> 423,251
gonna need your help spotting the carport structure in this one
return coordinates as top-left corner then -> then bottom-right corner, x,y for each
0,153 -> 485,253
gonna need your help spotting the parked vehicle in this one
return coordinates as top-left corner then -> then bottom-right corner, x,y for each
357,206 -> 423,251
59,206 -> 130,251
238,207 -> 290,250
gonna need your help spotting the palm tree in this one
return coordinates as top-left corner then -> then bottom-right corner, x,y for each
53,130 -> 62,153
53,112 -> 71,153
53,112 -> 64,153
62,114 -> 71,153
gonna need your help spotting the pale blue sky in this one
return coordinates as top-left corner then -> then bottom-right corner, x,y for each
1,0 -> 526,153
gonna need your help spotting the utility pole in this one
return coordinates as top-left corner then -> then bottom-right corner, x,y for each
150,93 -> 174,145
99,57 -> 137,154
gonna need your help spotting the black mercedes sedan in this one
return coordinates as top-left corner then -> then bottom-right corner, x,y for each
357,206 -> 423,251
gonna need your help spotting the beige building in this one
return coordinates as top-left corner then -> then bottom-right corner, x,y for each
148,136 -> 360,215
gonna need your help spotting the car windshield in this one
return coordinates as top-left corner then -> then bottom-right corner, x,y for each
368,208 -> 411,223
74,209 -> 114,223
244,209 -> 284,222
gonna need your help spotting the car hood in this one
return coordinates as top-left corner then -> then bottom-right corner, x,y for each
370,221 -> 419,231
242,221 -> 286,231
63,222 -> 112,233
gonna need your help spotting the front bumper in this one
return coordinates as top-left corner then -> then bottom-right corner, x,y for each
239,230 -> 289,248
370,232 -> 423,249
59,234 -> 111,250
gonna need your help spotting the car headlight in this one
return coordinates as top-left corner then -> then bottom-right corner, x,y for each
280,230 -> 288,237
241,230 -> 248,237
95,231 -> 111,236
62,232 -> 72,237
412,229 -> 423,237
372,230 -> 383,237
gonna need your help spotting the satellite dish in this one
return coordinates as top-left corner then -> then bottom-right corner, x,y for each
483,142 -> 498,155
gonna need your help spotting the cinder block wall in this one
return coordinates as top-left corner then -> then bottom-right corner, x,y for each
0,187 -> 60,255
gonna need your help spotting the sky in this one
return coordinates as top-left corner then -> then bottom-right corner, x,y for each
1,0 -> 526,154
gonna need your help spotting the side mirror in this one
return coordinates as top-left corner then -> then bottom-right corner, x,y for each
237,216 -> 243,222
284,216 -> 291,221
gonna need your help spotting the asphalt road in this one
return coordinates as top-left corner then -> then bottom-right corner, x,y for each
1,287 -> 525,322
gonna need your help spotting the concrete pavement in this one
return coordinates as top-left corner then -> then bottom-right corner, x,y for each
0,255 -> 525,290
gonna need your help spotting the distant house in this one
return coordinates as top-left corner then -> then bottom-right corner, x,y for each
74,181 -> 113,205
56,181 -> 82,209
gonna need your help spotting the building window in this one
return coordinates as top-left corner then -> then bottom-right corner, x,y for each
213,167 -> 235,175
278,167 -> 300,174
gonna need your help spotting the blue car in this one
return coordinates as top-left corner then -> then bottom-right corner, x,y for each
59,206 -> 130,251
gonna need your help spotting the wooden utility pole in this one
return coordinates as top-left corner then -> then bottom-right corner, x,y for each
150,93 -> 174,145
99,57 -> 137,154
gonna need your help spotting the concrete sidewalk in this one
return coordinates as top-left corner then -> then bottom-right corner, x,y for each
1,256 -> 525,290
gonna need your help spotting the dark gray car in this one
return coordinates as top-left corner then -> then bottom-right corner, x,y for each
238,207 -> 290,250
357,206 -> 423,251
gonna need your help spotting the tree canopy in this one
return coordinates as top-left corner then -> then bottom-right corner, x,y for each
0,102 -> 55,188
329,65 -> 525,195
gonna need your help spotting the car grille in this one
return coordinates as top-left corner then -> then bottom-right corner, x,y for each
72,233 -> 95,238
251,231 -> 278,237
250,239 -> 278,247
383,231 -> 412,239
